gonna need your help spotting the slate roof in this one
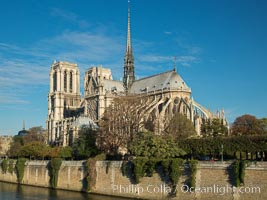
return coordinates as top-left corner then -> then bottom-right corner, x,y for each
129,69 -> 191,94
72,116 -> 98,129
103,79 -> 124,92
18,129 -> 29,136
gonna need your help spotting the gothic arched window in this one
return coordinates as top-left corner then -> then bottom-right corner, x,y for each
53,71 -> 57,92
183,105 -> 186,114
51,97 -> 55,112
69,71 -> 73,93
64,71 -> 67,92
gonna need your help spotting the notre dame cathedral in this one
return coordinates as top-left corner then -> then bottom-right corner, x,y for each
46,3 -> 226,146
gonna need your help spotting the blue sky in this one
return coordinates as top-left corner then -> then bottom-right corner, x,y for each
0,0 -> 267,135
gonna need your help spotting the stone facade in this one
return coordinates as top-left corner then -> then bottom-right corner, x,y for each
46,2 -> 227,146
46,61 -> 82,146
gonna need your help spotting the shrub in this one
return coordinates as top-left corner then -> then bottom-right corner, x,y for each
132,157 -> 149,183
233,160 -> 246,187
161,159 -> 171,176
85,154 -> 105,191
145,158 -> 158,177
8,160 -> 14,174
1,159 -> 8,174
16,158 -> 27,183
189,160 -> 198,190
234,160 -> 240,187
50,158 -> 62,188
239,161 -> 246,185
170,158 -> 184,185
121,160 -> 128,176
93,153 -> 106,161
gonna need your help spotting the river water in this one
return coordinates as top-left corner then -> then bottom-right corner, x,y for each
0,181 -> 134,200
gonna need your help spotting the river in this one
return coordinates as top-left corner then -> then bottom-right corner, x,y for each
0,181 -> 135,200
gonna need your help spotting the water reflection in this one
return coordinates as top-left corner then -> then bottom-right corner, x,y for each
0,182 -> 134,200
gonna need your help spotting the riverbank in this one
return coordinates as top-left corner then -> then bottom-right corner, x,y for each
0,160 -> 267,199
0,181 -> 133,200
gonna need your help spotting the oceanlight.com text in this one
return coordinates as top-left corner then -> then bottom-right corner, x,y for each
181,184 -> 260,195
112,184 -> 261,195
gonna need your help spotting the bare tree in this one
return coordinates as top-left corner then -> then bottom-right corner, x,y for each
23,126 -> 46,144
97,96 -> 146,155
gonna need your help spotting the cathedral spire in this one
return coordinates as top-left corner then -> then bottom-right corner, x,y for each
123,0 -> 135,92
126,0 -> 132,54
22,120 -> 25,130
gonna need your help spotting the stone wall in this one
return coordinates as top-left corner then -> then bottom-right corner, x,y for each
0,160 -> 86,191
84,161 -> 267,200
0,160 -> 267,199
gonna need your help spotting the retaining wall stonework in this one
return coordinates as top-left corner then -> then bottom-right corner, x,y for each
0,160 -> 267,199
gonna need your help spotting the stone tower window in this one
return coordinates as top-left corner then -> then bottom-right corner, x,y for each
64,71 -> 67,92
51,98 -> 55,112
69,71 -> 73,93
53,71 -> 57,92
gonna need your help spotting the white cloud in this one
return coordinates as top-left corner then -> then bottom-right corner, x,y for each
48,31 -> 124,63
138,55 -> 172,63
0,96 -> 30,105
0,18 -> 203,109
180,62 -> 190,67
164,31 -> 172,35
137,54 -> 199,68
0,30 -> 126,106
0,58 -> 48,87
174,37 -> 202,56
189,46 -> 202,55
176,55 -> 199,63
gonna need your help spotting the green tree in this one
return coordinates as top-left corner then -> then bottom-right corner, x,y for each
8,127 -> 48,159
58,146 -> 73,159
72,126 -> 100,159
20,141 -> 50,159
129,132 -> 186,159
164,113 -> 197,140
7,136 -> 24,158
258,118 -> 267,134
201,118 -> 228,137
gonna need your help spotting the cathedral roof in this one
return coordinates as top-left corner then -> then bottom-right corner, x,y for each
103,79 -> 124,93
129,69 -> 191,94
72,116 -> 98,129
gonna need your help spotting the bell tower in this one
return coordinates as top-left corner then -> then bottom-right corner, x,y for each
47,61 -> 81,145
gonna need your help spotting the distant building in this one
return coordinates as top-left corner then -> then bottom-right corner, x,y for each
46,2 -> 226,146
0,136 -> 13,156
17,120 -> 29,136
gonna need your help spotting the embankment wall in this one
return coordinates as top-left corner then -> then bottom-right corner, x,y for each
0,160 -> 266,199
